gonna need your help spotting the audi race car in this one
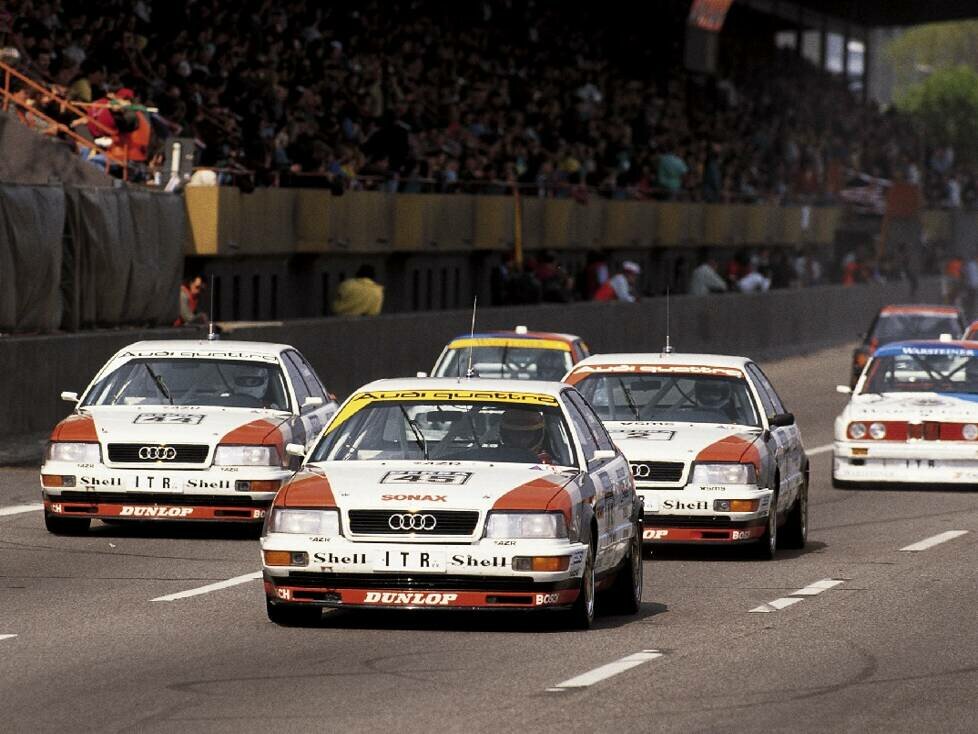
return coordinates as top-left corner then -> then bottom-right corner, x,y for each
429,326 -> 589,381
564,353 -> 808,559
41,340 -> 338,534
261,378 -> 643,629
849,305 -> 964,387
834,339 -> 978,487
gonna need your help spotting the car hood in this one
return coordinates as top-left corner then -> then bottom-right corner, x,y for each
294,460 -> 580,511
604,421 -> 763,462
845,392 -> 978,421
55,405 -> 291,445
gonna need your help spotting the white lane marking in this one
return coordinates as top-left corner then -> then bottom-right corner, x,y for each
547,649 -> 663,691
749,597 -> 803,613
0,503 -> 43,517
150,571 -> 261,602
807,443 -> 834,457
791,578 -> 845,596
900,530 -> 969,552
0,634 -> 17,642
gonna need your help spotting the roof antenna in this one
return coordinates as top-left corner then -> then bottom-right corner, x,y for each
464,295 -> 478,379
207,273 -> 220,341
663,284 -> 674,354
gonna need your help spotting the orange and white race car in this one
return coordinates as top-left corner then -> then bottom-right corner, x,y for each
430,326 -> 589,381
40,340 -> 338,534
565,353 -> 809,559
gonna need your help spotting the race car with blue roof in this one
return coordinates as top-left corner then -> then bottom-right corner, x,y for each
834,338 -> 978,486
565,352 -> 808,559
260,377 -> 642,628
40,340 -> 338,534
430,326 -> 589,381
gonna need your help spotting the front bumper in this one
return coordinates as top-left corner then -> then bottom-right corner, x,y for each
40,463 -> 289,522
262,538 -> 587,610
834,440 -> 978,484
638,486 -> 773,544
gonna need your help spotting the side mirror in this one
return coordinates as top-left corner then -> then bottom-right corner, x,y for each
769,412 -> 795,428
416,371 -> 429,378
836,385 -> 852,394
61,391 -> 79,403
302,396 -> 324,408
285,443 -> 306,458
591,449 -> 617,462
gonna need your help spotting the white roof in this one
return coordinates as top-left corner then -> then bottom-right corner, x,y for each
572,352 -> 753,370
112,340 -> 292,358
356,376 -> 569,398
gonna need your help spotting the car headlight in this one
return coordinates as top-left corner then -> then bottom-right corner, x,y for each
869,422 -> 887,440
267,508 -> 340,535
213,445 -> 279,466
848,422 -> 867,440
484,512 -> 567,539
690,463 -> 756,485
46,442 -> 101,463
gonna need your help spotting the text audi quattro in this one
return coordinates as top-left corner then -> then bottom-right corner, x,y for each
261,378 -> 642,629
430,327 -> 590,381
834,339 -> 978,487
564,353 -> 808,559
41,340 -> 338,534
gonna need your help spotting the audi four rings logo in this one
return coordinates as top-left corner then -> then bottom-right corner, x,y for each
388,513 -> 437,531
630,462 -> 652,478
139,445 -> 178,461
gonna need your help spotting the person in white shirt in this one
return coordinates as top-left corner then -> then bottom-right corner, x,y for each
689,255 -> 728,296
737,263 -> 771,293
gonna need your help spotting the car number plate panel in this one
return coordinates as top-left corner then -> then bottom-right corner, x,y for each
373,550 -> 446,573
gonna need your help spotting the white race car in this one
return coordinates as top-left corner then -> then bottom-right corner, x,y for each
41,340 -> 338,534
565,353 -> 809,559
834,339 -> 978,486
261,378 -> 643,629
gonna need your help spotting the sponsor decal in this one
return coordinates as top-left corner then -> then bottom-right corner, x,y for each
732,530 -> 753,540
494,540 -> 517,546
698,485 -> 726,491
613,429 -> 675,441
312,552 -> 369,565
569,364 -> 744,378
120,506 -> 193,517
119,350 -> 278,362
449,554 -> 508,568
186,479 -> 233,490
51,503 -> 63,513
380,470 -> 471,485
381,493 -> 447,502
644,529 -> 669,539
448,337 -> 571,352
253,509 -> 266,519
276,588 -> 292,600
362,592 -> 459,606
133,414 -> 205,425
535,593 -> 561,605
80,476 -> 124,487
662,499 -> 710,511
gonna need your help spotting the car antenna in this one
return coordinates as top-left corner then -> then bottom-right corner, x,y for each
663,285 -> 674,354
207,274 -> 220,341
464,295 -> 478,380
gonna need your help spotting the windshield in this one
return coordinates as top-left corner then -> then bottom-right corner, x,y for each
863,353 -> 978,394
433,347 -> 572,381
872,314 -> 961,343
575,373 -> 761,426
82,358 -> 291,410
310,401 -> 577,466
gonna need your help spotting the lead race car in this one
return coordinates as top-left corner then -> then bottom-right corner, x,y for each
834,339 -> 978,486
260,378 -> 642,628
40,340 -> 338,534
564,353 -> 808,558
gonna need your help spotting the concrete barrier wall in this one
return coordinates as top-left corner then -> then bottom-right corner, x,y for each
0,278 -> 938,438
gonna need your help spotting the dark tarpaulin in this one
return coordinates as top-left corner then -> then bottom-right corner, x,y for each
0,185 -> 64,333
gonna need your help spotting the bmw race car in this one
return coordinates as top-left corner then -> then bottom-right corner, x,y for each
40,340 -> 338,534
261,378 -> 642,628
565,353 -> 808,559
834,339 -> 978,486
430,326 -> 589,380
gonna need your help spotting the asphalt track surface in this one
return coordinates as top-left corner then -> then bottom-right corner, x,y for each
1,343 -> 976,733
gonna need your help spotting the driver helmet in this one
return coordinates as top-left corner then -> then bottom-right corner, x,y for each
694,379 -> 732,409
499,408 -> 546,452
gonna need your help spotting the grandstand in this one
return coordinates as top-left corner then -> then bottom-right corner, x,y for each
1,1 -> 977,330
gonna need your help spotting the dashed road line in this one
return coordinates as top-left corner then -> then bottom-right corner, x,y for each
749,577 -> 847,613
900,530 -> 969,552
0,634 -> 18,642
546,650 -> 663,691
807,443 -> 834,457
150,571 -> 261,602
0,503 -> 43,517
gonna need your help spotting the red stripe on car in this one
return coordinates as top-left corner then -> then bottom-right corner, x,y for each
50,414 -> 98,442
276,471 -> 336,508
493,478 -> 572,525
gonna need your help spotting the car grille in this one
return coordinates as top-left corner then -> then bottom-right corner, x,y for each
347,510 -> 480,535
630,461 -> 685,483
107,444 -> 210,464
52,491 -> 268,507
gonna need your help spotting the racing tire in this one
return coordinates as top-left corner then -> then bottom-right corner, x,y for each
44,512 -> 90,535
565,539 -> 596,630
779,478 -> 808,550
753,492 -> 778,560
603,523 -> 643,615
265,599 -> 322,626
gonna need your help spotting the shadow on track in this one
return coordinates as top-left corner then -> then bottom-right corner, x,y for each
645,540 -> 827,562
85,519 -> 261,541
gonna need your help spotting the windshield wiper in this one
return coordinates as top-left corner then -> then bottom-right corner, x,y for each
618,378 -> 640,419
399,405 -> 428,459
144,364 -> 173,405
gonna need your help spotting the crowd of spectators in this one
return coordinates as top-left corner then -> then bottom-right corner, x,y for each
0,0 -> 968,207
